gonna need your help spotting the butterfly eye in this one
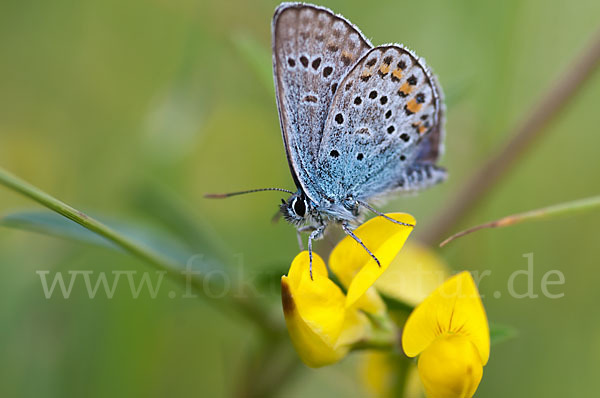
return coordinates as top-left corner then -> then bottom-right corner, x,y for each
292,198 -> 306,217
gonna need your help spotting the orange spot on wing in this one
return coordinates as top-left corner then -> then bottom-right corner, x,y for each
341,50 -> 354,62
392,68 -> 403,80
400,82 -> 413,95
412,122 -> 428,135
406,99 -> 422,114
379,64 -> 390,74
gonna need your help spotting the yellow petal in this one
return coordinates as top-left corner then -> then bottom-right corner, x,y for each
281,251 -> 369,367
329,213 -> 415,309
359,351 -> 424,398
335,308 -> 370,349
352,286 -> 387,315
405,364 -> 426,398
417,335 -> 483,398
375,242 -> 450,306
402,271 -> 490,365
359,351 -> 395,398
287,249 -> 329,289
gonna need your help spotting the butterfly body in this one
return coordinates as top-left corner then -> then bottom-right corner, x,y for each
207,3 -> 447,272
273,3 -> 447,246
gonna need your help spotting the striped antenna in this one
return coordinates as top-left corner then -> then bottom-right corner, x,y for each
204,187 -> 294,199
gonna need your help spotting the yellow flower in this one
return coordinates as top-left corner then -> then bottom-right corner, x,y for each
374,241 -> 450,307
329,213 -> 416,312
360,351 -> 395,397
281,252 -> 369,367
281,213 -> 415,367
358,244 -> 449,397
359,351 -> 423,398
402,272 -> 490,398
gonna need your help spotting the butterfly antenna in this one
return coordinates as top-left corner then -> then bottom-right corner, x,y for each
204,187 -> 294,199
357,200 -> 415,228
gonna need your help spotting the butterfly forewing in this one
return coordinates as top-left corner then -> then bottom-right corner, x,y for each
272,3 -> 372,203
315,45 -> 443,200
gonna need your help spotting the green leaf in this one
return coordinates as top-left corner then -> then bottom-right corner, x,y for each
0,141 -> 284,334
0,211 -> 203,268
490,322 -> 518,346
1,211 -> 117,249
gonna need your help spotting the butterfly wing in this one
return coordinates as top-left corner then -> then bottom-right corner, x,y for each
414,76 -> 445,163
315,45 -> 446,201
272,3 -> 372,203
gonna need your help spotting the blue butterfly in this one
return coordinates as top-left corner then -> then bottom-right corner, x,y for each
208,3 -> 446,274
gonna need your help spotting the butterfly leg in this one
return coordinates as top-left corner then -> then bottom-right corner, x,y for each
296,225 -> 316,250
357,200 -> 414,228
341,221 -> 381,267
307,225 -> 326,280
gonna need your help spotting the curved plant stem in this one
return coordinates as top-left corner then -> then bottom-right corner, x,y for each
440,195 -> 600,247
420,30 -> 600,245
0,167 -> 182,272
0,166 -> 279,333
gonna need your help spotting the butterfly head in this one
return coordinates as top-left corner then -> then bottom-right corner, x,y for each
280,192 -> 311,226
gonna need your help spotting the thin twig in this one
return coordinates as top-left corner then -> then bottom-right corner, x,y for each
420,30 -> 600,245
440,195 -> 600,247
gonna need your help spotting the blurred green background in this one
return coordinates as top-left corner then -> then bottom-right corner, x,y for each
1,0 -> 600,396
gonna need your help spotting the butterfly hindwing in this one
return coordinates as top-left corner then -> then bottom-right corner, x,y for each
316,45 -> 445,200
272,3 -> 372,203
415,76 -> 445,164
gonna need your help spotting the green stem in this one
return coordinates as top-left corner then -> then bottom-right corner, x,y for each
0,166 -> 279,333
351,333 -> 396,351
0,167 -> 181,274
351,312 -> 398,352
440,195 -> 600,247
